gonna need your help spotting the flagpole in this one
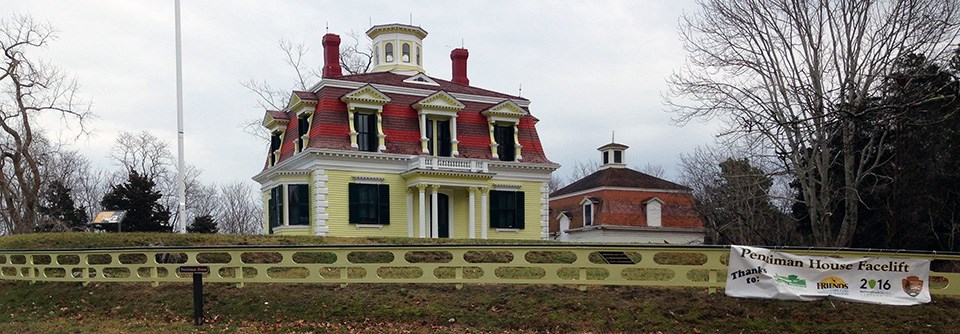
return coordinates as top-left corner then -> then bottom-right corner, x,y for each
175,0 -> 187,233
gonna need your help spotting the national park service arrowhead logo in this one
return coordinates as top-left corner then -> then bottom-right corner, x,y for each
902,276 -> 924,297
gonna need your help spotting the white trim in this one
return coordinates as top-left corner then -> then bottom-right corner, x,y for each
495,228 -> 521,233
406,191 -> 414,238
310,78 -> 531,108
352,176 -> 386,184
549,186 -> 692,201
492,183 -> 522,190
403,73 -> 440,86
355,224 -> 386,229
312,169 -> 329,236
582,202 -> 594,227
272,225 -> 310,233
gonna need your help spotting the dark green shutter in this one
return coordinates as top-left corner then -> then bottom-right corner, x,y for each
348,183 -> 359,224
378,184 -> 390,225
515,191 -> 525,229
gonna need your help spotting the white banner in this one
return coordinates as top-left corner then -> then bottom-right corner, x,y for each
725,245 -> 931,305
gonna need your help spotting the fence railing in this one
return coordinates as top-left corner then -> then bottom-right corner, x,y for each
0,244 -> 957,295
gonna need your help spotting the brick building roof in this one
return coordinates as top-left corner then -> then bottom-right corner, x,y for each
550,168 -> 691,198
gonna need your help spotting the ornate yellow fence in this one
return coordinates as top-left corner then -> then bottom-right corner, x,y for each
0,244 -> 957,295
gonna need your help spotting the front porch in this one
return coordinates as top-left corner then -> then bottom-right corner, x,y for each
404,173 -> 494,239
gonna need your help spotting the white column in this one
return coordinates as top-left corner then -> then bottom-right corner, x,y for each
430,185 -> 440,238
480,188 -> 488,239
406,189 -> 414,237
468,187 -> 476,239
419,113 -> 429,153
451,115 -> 460,156
417,184 -> 427,238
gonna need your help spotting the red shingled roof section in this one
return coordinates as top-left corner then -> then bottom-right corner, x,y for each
294,91 -> 318,101
267,110 -> 289,121
550,168 -> 691,198
335,72 -> 527,101
261,74 -> 553,169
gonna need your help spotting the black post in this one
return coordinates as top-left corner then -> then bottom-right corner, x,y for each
192,272 -> 203,326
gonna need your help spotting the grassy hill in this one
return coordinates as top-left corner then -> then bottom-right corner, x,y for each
0,233 -> 957,333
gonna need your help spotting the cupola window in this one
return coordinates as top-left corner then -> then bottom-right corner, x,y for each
385,42 -> 394,62
374,45 -> 380,65
402,43 -> 411,63
416,46 -> 421,65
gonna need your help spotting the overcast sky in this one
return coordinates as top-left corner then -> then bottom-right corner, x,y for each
8,0 -> 719,188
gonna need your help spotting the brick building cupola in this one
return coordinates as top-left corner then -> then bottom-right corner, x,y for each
598,141 -> 628,169
367,23 -> 428,73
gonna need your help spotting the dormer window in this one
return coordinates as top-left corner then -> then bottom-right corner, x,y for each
583,202 -> 594,226
402,43 -> 411,63
426,118 -> 452,157
493,124 -> 516,161
354,112 -> 378,152
385,42 -> 394,62
296,114 -> 311,152
341,85 -> 391,153
269,131 -> 282,166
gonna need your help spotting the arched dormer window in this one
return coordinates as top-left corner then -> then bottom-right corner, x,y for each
402,43 -> 411,63
580,197 -> 598,227
385,42 -> 394,62
583,202 -> 593,226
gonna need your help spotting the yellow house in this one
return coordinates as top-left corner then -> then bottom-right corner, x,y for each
252,24 -> 559,240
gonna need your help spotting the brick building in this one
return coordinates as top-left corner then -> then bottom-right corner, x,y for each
549,142 -> 704,243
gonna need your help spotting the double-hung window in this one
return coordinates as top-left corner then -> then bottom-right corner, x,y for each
268,186 -> 283,233
269,132 -> 282,165
297,115 -> 310,152
349,183 -> 390,225
354,113 -> 378,152
426,119 -> 452,157
489,190 -> 525,229
287,184 -> 309,226
494,125 -> 516,161
583,202 -> 594,226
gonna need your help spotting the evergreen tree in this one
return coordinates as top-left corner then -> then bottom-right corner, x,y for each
100,170 -> 171,232
187,215 -> 218,234
35,180 -> 88,232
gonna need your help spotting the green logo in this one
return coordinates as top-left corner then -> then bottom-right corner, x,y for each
774,274 -> 807,288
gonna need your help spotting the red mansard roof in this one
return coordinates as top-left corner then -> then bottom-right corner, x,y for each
262,72 -> 550,169
335,72 -> 526,101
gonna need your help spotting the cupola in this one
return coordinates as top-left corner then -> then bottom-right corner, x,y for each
598,141 -> 628,169
367,23 -> 428,73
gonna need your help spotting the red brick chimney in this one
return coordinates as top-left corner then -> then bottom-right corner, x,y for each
450,48 -> 469,85
322,33 -> 342,78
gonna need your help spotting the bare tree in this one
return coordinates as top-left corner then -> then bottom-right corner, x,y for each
0,15 -> 90,234
679,145 -> 798,246
566,160 -> 600,185
218,181 -> 263,235
668,0 -> 960,247
635,162 -> 665,178
339,31 -> 373,75
241,34 -> 372,142
109,131 -> 174,181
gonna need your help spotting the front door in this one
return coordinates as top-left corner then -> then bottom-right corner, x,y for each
437,193 -> 450,238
